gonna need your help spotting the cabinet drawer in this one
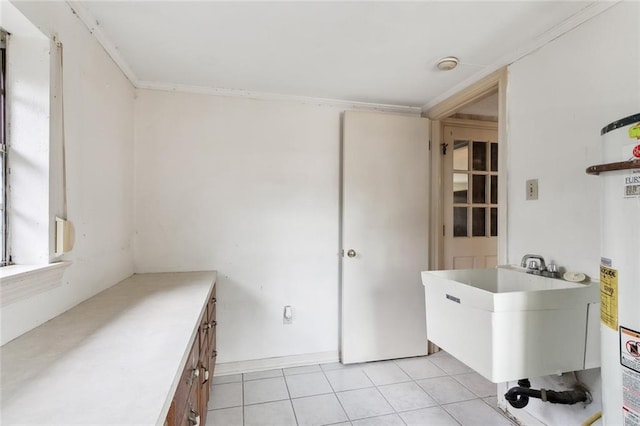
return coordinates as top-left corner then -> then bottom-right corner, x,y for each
198,362 -> 210,426
207,287 -> 216,323
199,306 -> 210,353
208,287 -> 217,356
177,383 -> 200,426
174,341 -> 199,421
199,288 -> 217,353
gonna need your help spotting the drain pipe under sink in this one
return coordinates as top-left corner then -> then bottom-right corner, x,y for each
504,378 -> 592,409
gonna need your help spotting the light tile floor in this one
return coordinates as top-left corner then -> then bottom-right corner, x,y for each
207,351 -> 516,426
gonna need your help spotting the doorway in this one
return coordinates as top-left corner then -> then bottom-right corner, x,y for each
425,69 -> 507,271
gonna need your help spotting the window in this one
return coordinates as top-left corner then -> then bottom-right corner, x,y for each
0,19 -> 51,266
0,4 -> 70,313
452,139 -> 499,237
1,29 -> 7,266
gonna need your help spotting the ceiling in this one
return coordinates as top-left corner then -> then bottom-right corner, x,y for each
457,92 -> 498,118
71,1 -> 606,110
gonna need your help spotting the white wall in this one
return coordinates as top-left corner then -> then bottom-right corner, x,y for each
504,2 -> 639,424
1,1 -> 135,344
134,91 -> 344,363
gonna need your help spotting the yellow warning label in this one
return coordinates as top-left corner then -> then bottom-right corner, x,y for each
600,266 -> 618,330
629,123 -> 640,139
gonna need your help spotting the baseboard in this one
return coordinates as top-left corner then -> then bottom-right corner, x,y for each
214,351 -> 340,376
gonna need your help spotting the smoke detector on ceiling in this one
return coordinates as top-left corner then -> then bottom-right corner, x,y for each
436,56 -> 459,71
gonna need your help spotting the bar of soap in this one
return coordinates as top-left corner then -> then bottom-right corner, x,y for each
563,272 -> 586,282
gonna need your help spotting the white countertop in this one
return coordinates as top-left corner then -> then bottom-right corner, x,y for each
1,271 -> 216,425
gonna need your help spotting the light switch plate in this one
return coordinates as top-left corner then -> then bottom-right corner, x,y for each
283,305 -> 293,325
526,179 -> 539,200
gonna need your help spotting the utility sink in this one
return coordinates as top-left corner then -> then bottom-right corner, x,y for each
421,266 -> 600,383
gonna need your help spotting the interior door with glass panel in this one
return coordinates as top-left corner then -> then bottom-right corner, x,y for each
442,122 -> 498,270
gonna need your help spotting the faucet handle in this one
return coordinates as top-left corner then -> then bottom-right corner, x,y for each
528,260 -> 539,270
547,264 -> 558,273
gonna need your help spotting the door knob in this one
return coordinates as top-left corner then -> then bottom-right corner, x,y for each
347,249 -> 356,258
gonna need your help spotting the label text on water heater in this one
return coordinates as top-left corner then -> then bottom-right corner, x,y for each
600,265 -> 618,331
624,174 -> 640,198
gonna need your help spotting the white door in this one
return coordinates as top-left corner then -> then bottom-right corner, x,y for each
442,122 -> 499,269
341,111 -> 429,364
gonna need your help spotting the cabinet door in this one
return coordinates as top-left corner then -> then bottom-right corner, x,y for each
198,372 -> 209,426
210,286 -> 217,376
174,341 -> 199,424
198,303 -> 211,426
199,304 -> 209,353
208,291 -> 216,355
177,385 -> 199,426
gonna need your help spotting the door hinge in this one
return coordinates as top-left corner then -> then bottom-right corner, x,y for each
428,140 -> 431,151
441,143 -> 448,155
443,225 -> 445,236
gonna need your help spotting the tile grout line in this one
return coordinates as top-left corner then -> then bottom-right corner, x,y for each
360,368 -> 406,424
392,359 -> 471,425
449,370 -> 494,399
438,401 -> 468,426
383,361 -> 455,425
394,360 -> 436,426
281,371 -> 300,426
241,377 -> 245,426
319,362 -> 352,424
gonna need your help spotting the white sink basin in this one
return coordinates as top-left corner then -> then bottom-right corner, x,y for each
421,266 -> 600,383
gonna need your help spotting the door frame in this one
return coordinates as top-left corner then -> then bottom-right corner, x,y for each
424,68 -> 508,270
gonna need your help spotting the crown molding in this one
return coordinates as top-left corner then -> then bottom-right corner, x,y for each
66,1 -> 139,86
136,80 -> 423,115
421,0 -> 619,112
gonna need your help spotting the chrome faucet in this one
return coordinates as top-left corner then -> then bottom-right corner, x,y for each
521,254 -> 546,271
520,254 -> 560,278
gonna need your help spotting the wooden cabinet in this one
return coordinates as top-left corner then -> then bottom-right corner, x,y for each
172,342 -> 199,425
198,286 -> 217,426
167,285 -> 217,426
1,272 -> 217,425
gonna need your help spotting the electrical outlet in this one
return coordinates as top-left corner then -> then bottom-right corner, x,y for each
526,179 -> 539,200
283,305 -> 293,325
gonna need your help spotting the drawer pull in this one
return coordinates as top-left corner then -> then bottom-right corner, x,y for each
189,367 -> 200,383
211,320 -> 217,327
202,367 -> 209,384
211,297 -> 216,304
212,350 -> 218,359
188,409 -> 200,426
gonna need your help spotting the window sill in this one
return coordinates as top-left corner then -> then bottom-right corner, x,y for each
0,262 -> 71,307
